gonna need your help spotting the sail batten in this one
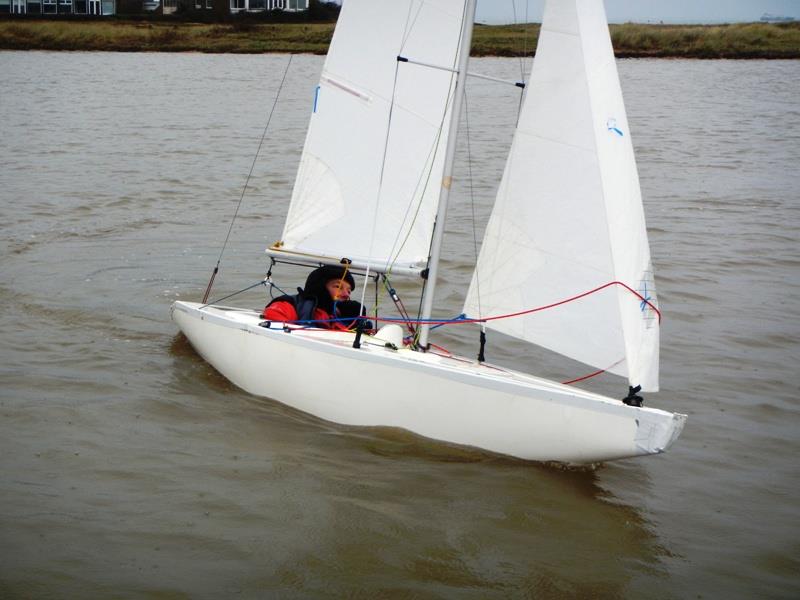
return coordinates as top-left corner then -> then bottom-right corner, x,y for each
463,0 -> 659,391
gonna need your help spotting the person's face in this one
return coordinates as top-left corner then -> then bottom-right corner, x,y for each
326,278 -> 352,302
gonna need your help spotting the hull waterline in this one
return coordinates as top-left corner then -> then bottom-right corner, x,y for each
171,301 -> 685,465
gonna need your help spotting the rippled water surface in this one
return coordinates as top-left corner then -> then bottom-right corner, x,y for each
1,52 -> 799,598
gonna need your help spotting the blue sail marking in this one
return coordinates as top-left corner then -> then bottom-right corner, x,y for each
607,117 -> 624,137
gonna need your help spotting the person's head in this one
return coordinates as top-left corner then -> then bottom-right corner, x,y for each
325,277 -> 351,302
303,265 -> 356,312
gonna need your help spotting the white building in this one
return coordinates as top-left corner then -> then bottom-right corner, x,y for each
229,0 -> 308,13
4,0 -> 115,14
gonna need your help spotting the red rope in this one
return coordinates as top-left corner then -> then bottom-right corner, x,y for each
370,280 -> 661,326
428,343 -> 452,355
561,369 -> 607,385
278,281 -> 660,329
481,280 -> 661,324
270,281 -> 659,387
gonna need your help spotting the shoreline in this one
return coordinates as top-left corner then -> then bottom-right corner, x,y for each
1,20 -> 799,58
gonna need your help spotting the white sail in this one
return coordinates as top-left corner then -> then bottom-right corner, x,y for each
275,0 -> 467,274
463,0 -> 660,391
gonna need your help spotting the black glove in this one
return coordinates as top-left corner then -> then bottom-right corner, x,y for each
335,301 -> 373,330
336,300 -> 364,319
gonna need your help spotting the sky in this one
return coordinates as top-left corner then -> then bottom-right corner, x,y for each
471,0 -> 800,24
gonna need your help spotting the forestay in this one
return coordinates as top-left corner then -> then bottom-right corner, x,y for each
275,0 -> 468,275
463,0 -> 660,391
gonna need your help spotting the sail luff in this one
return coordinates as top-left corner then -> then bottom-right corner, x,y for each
418,0 -> 477,349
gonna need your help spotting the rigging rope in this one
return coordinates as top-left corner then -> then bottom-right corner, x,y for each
252,275 -> 657,386
201,279 -> 271,309
202,54 -> 294,303
384,33 -> 462,278
509,0 -> 529,122
463,90 -> 489,361
382,275 -> 417,336
561,369 -> 608,385
261,279 -> 660,328
366,280 -> 662,326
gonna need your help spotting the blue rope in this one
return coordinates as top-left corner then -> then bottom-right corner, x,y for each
276,313 -> 469,327
431,313 -> 467,330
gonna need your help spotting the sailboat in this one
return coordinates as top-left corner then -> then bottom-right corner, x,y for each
172,0 -> 686,465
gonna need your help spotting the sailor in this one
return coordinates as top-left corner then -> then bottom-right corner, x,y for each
262,265 -> 367,331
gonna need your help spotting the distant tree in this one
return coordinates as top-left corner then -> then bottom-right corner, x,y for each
117,0 -> 145,14
213,0 -> 229,21
308,0 -> 340,22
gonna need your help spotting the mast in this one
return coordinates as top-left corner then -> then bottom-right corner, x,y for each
417,0 -> 477,349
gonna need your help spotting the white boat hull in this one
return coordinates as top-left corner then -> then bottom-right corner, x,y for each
171,301 -> 685,464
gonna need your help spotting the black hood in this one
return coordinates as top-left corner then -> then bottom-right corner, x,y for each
301,266 -> 356,314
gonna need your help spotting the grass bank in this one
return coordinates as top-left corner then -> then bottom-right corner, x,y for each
1,19 -> 799,57
0,20 -> 334,53
610,22 -> 800,58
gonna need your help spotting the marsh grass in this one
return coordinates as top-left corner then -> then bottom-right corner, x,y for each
471,23 -> 540,56
610,22 -> 800,58
0,20 -> 334,53
1,19 -> 798,57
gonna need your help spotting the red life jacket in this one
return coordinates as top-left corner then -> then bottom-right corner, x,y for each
262,293 -> 352,331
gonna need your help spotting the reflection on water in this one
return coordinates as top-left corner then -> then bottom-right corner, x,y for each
1,52 -> 798,598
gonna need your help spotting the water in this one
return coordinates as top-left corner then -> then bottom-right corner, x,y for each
1,52 -> 798,598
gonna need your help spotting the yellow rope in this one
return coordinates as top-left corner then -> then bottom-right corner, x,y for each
336,263 -> 357,331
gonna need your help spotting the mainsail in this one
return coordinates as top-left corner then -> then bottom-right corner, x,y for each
463,0 -> 660,391
274,0 -> 468,275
